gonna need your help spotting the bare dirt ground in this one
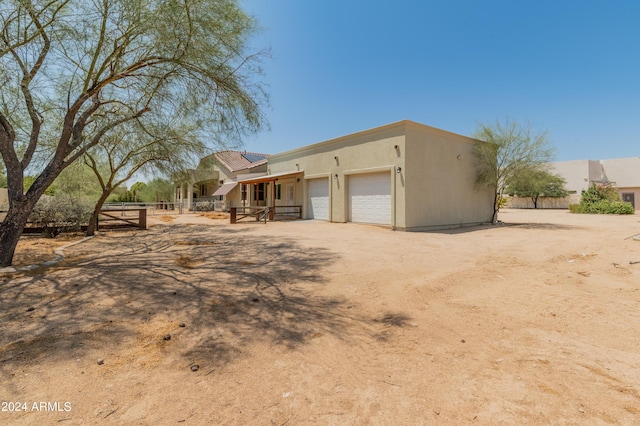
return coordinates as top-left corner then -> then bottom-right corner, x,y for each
1,209 -> 639,425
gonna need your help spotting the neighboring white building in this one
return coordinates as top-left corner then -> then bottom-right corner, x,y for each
547,157 -> 640,209
600,157 -> 640,208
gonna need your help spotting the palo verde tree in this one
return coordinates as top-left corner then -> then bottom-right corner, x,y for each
0,0 -> 266,266
506,168 -> 569,208
473,118 -> 554,223
82,117 -> 206,236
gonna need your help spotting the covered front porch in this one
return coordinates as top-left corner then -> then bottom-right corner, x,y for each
231,170 -> 304,222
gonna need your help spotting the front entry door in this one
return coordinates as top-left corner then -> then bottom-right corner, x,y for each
286,183 -> 295,212
622,193 -> 635,208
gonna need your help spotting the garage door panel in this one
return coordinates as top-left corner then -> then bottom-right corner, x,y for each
308,178 -> 329,220
349,173 -> 391,225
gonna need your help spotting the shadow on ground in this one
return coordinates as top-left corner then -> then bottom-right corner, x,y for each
427,221 -> 580,235
0,224 -> 361,380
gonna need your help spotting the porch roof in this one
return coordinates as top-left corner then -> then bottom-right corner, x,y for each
212,182 -> 238,196
237,170 -> 303,185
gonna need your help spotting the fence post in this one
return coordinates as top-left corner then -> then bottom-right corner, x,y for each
139,208 -> 147,229
230,207 -> 236,224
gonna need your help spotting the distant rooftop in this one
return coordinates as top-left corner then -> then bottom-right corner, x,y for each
214,150 -> 269,173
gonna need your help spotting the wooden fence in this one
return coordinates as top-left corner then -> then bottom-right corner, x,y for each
97,208 -> 147,230
230,206 -> 302,224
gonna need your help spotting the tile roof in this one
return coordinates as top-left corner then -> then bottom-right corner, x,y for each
214,150 -> 269,173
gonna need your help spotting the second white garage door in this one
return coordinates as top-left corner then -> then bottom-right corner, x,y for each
307,178 -> 329,220
348,172 -> 392,225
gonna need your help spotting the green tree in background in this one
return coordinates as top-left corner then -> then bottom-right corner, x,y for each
473,118 -> 555,223
138,178 -> 174,203
0,0 -> 267,266
506,168 -> 569,208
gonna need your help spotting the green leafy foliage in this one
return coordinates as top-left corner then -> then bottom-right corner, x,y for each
137,178 -> 174,202
0,0 -> 267,265
582,199 -> 634,214
24,176 -> 57,196
51,161 -> 104,201
573,184 -> 634,215
28,196 -> 94,238
506,169 -> 569,208
568,204 -> 584,213
473,118 -> 555,222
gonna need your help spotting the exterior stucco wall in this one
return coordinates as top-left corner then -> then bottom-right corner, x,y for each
549,160 -> 605,194
600,157 -> 640,188
550,157 -> 640,210
505,195 -> 580,209
271,176 -> 301,209
267,122 -> 406,224
403,123 -> 493,230
224,185 -> 243,208
615,187 -> 640,210
266,120 -> 492,230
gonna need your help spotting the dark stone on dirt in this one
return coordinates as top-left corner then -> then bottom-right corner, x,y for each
461,339 -> 466,343
191,364 -> 199,372
179,323 -> 186,327
26,307 -> 35,312
163,334 -> 171,341
97,359 -> 104,365
252,298 -> 260,303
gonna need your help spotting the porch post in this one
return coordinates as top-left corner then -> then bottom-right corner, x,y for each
271,180 -> 276,220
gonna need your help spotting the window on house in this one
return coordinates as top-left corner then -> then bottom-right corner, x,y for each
254,183 -> 265,201
275,183 -> 282,200
199,184 -> 206,197
241,184 -> 247,202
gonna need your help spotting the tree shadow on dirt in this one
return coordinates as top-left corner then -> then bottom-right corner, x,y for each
427,221 -> 580,235
0,224 -> 367,382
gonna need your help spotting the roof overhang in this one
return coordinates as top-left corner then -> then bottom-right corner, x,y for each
237,170 -> 303,185
212,182 -> 238,196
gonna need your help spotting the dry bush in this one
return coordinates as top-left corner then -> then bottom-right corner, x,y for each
174,255 -> 201,268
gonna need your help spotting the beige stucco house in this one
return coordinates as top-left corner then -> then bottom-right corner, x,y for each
546,158 -> 640,210
173,150 -> 268,210
600,157 -> 640,209
236,120 -> 494,230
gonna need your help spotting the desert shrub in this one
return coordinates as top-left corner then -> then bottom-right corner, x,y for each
581,183 -> 618,204
29,196 -> 94,237
582,199 -> 634,215
568,203 -> 584,213
498,196 -> 508,209
571,183 -> 634,215
193,200 -> 215,211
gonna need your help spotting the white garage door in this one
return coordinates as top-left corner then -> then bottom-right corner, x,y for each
307,178 -> 329,220
349,172 -> 392,225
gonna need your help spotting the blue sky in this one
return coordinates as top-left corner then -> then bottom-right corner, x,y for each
240,0 -> 640,161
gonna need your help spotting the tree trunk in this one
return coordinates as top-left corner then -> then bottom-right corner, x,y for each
491,191 -> 499,224
0,199 -> 33,267
85,191 -> 112,236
